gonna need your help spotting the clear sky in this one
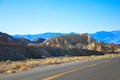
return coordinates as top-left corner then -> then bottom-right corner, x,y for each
0,0 -> 120,35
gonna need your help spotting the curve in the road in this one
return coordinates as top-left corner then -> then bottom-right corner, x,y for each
42,60 -> 110,80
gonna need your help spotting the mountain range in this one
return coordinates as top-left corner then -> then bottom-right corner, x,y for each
0,31 -> 120,61
13,30 -> 120,44
91,30 -> 120,44
13,33 -> 69,41
0,32 -> 104,61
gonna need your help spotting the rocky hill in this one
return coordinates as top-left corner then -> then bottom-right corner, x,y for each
0,32 -> 17,44
41,33 -> 120,53
0,32 -> 45,45
41,33 -> 94,48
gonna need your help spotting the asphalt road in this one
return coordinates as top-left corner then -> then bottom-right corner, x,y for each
0,57 -> 120,80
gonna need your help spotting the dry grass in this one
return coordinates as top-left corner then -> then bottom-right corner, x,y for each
18,66 -> 29,71
6,70 -> 17,74
0,54 -> 120,74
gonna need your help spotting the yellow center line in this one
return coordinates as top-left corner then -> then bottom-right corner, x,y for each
42,60 -> 111,80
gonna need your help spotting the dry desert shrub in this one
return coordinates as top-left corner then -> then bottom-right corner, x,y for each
18,66 -> 29,71
6,70 -> 17,74
0,64 -> 7,69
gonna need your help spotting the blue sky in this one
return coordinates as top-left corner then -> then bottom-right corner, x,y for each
0,0 -> 120,35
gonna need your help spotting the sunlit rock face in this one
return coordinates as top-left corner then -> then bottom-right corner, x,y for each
41,33 -> 120,52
